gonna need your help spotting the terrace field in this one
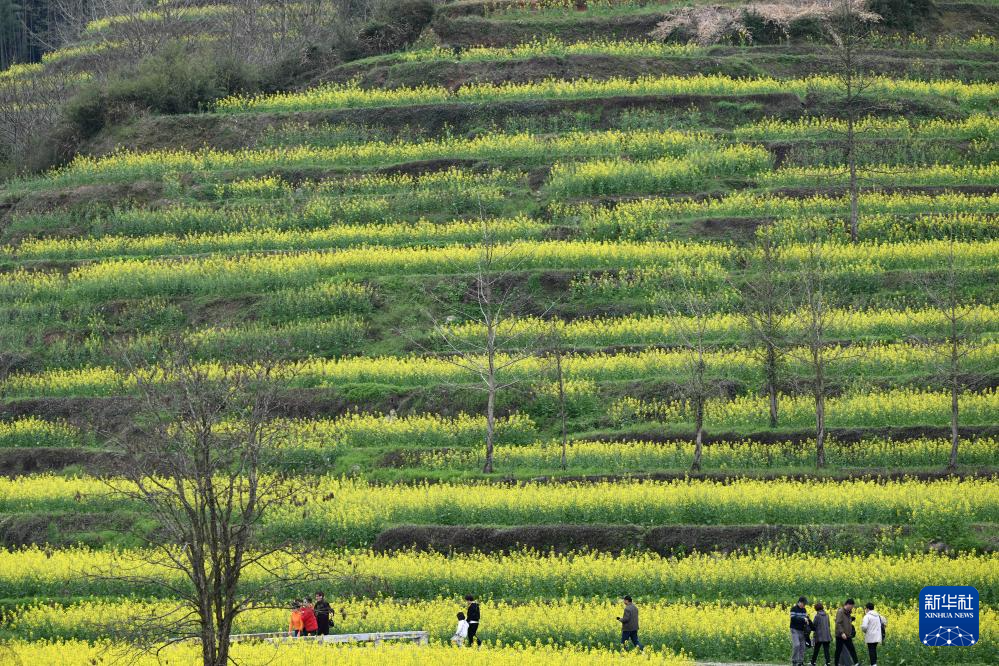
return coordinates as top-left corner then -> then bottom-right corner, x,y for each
0,0 -> 997,663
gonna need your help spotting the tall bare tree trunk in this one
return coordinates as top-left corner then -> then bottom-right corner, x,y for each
811,326 -> 828,468
484,359 -> 496,474
692,398 -> 704,472
847,110 -> 859,243
482,270 -> 497,474
949,312 -> 960,470
949,380 -> 959,470
555,347 -> 568,471
691,352 -> 706,472
766,342 -> 779,428
216,611 -> 233,666
815,385 -> 827,468
199,607 -> 215,666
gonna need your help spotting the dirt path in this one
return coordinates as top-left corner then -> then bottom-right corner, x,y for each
696,662 -> 782,665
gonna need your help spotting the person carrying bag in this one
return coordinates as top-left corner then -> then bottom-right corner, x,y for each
860,602 -> 886,666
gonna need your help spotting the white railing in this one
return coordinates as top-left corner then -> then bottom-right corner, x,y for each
228,630 -> 430,645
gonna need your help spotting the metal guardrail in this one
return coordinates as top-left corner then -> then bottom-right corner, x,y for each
228,630 -> 430,645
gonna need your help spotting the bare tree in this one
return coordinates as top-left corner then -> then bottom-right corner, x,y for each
426,221 -> 543,473
547,322 -> 570,471
13,0 -> 106,58
0,75 -> 73,170
660,270 -> 720,472
788,228 -> 854,467
910,239 -> 989,469
101,347 -> 338,665
46,0 -> 177,69
735,224 -> 792,428
822,0 -> 882,242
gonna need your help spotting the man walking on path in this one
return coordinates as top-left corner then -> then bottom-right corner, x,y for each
790,596 -> 811,666
617,595 -> 644,651
314,591 -> 332,636
834,599 -> 859,666
860,602 -> 886,666
464,594 -> 481,646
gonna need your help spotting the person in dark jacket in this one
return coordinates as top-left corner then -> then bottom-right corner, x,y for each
464,594 -> 481,646
617,595 -> 644,651
834,599 -> 859,666
810,602 -> 832,666
790,596 -> 811,666
314,591 -> 332,636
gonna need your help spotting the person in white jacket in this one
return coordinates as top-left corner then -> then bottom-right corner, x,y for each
451,612 -> 470,646
860,602 -> 886,666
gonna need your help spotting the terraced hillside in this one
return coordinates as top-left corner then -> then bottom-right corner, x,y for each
0,0 -> 998,663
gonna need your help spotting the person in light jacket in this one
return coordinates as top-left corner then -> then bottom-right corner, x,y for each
860,602 -> 886,666
617,595 -> 644,651
451,612 -> 470,646
810,602 -> 832,666
834,599 -> 858,666
790,596 -> 811,666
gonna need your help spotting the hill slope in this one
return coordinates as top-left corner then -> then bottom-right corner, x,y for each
0,0 -> 997,663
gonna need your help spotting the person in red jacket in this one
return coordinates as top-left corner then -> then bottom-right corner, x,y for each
300,598 -> 319,636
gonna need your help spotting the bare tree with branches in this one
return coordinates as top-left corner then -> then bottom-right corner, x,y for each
909,238 -> 990,469
659,270 -> 721,472
787,227 -> 855,467
546,322 -> 570,471
100,347 -> 340,665
821,0 -> 882,242
735,224 -> 793,429
426,221 -> 544,473
0,73 -> 77,171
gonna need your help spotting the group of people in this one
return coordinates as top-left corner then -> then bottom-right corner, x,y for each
790,597 -> 886,666
452,595 -> 644,651
287,591 -> 333,637
450,595 -> 482,646
286,592 -> 641,650
284,590 -> 887,662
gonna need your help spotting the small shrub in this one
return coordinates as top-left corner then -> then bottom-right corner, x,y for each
63,43 -> 265,139
911,498 -> 975,549
741,9 -> 788,44
786,15 -> 827,40
63,86 -> 109,139
867,0 -> 936,30
342,0 -> 435,60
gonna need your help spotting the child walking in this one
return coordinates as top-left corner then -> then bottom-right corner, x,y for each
451,612 -> 470,646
